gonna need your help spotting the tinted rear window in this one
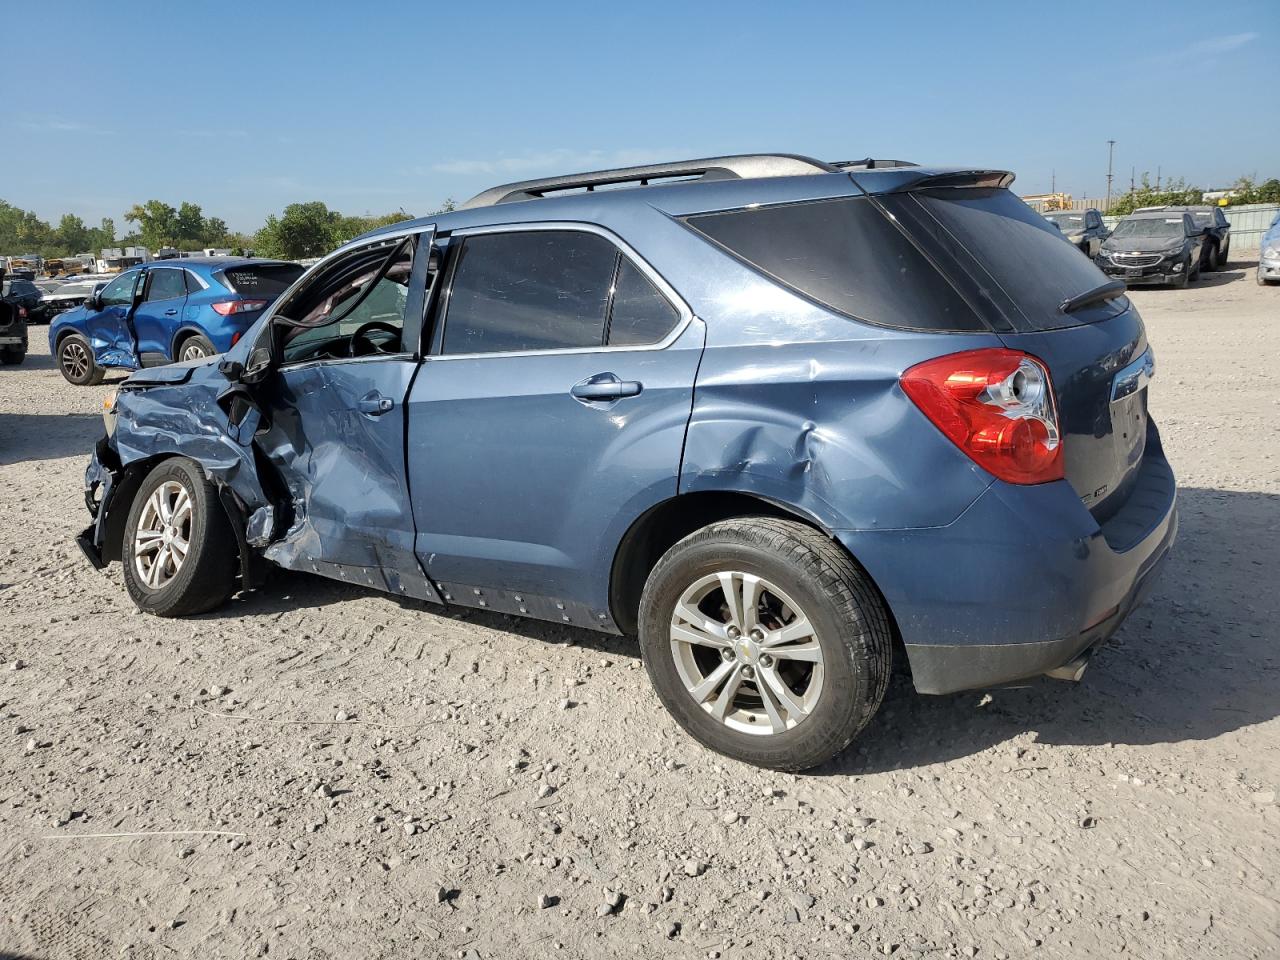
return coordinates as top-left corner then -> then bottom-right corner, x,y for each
913,188 -> 1127,328
217,263 -> 304,298
684,196 -> 983,331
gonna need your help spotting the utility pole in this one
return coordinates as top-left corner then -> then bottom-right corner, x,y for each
1130,167 -> 1135,192
1051,169 -> 1056,194
1156,166 -> 1162,191
1105,140 -> 1116,211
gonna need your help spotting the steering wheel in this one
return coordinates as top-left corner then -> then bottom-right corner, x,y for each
348,320 -> 402,357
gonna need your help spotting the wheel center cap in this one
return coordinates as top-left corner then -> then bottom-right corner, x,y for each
735,638 -> 760,665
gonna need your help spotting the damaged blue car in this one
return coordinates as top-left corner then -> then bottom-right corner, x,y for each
49,257 -> 303,385
77,154 -> 1177,770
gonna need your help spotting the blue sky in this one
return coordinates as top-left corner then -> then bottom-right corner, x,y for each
3,0 -> 1275,232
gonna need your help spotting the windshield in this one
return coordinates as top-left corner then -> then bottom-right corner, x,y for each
54,282 -> 96,296
1190,212 -> 1212,226
1046,214 -> 1085,229
1111,218 -> 1185,239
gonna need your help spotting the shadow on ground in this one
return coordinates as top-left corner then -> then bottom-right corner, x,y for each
0,413 -> 103,465
193,485 -> 1280,775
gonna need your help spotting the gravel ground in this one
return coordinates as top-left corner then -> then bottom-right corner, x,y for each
1,263 -> 1278,960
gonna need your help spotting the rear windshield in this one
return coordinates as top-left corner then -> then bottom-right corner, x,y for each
216,263 -> 304,298
684,196 -> 983,331
914,187 -> 1125,327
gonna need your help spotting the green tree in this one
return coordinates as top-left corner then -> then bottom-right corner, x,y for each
174,201 -> 207,248
1108,174 -> 1204,216
253,201 -> 343,259
55,214 -> 90,253
124,200 -> 180,249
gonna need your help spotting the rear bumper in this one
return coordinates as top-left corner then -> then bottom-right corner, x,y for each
837,425 -> 1177,694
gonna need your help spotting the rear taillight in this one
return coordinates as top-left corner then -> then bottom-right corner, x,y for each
900,348 -> 1063,485
210,299 -> 268,316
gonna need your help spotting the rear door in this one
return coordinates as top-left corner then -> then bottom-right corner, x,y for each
886,186 -> 1153,520
131,267 -> 188,362
406,225 -> 703,624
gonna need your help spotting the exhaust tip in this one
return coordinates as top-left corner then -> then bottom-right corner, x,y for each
1045,652 -> 1091,682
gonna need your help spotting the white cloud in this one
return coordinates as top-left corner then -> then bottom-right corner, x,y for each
1144,31 -> 1258,66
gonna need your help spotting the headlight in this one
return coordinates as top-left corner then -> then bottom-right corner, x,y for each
102,387 -> 118,435
1264,246 -> 1280,260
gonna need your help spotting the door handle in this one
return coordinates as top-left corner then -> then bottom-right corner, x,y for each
571,373 -> 642,402
357,392 -> 395,416
163,309 -> 178,316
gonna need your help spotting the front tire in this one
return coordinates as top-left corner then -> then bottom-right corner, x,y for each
638,517 -> 892,771
57,333 -> 105,385
121,458 -> 238,617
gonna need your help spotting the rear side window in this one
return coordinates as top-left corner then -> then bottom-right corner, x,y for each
914,188 -> 1123,327
145,269 -> 186,302
442,231 -> 616,354
684,196 -> 984,331
218,263 -> 304,298
607,258 -> 680,346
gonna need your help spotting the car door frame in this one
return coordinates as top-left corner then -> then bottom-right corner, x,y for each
86,269 -> 144,368
248,225 -> 443,602
132,265 -> 191,366
410,219 -> 702,628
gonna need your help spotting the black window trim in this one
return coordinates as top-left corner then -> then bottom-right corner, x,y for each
427,221 -> 693,361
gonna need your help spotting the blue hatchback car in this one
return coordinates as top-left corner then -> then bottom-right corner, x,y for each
49,257 -> 303,385
74,155 -> 1176,770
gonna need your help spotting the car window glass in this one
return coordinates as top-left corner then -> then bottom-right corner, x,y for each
281,242 -> 413,364
184,270 -> 204,293
442,231 -> 615,355
146,269 -> 186,302
99,273 -> 137,306
607,257 -> 680,346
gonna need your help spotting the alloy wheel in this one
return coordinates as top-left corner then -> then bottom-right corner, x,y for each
132,480 -> 193,590
180,342 -> 208,362
61,340 -> 90,379
669,571 -> 824,735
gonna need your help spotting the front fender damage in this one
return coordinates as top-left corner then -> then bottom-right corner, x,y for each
83,371 -> 282,588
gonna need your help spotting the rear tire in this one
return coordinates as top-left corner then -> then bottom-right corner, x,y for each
176,334 -> 216,363
121,458 -> 238,617
0,346 -> 24,366
638,517 -> 892,771
57,333 -> 104,385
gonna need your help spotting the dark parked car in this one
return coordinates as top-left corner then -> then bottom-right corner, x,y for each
75,154 -> 1175,771
1135,204 -> 1231,270
1097,211 -> 1205,287
1043,208 -> 1107,257
0,270 -> 29,365
48,257 -> 305,385
2,276 -> 42,319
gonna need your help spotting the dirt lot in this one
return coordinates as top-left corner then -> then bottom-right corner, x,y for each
1,265 -> 1278,960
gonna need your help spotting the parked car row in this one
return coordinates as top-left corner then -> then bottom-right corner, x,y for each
1044,203 -> 1237,289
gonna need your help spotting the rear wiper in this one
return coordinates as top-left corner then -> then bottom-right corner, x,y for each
1060,279 -> 1127,314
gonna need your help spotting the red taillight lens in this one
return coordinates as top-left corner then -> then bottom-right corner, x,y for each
900,348 -> 1064,485
210,299 -> 268,316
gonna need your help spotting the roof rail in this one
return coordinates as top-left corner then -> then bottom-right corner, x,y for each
831,158 -> 919,170
459,153 -> 840,209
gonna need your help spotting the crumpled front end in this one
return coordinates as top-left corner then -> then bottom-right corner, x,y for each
75,361 -> 279,577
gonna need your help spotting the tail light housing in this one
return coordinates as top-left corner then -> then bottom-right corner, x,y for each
900,348 -> 1063,485
210,299 -> 268,316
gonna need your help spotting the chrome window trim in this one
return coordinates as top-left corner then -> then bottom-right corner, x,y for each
429,220 -> 694,361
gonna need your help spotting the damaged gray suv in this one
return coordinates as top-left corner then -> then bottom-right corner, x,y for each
78,154 -> 1176,770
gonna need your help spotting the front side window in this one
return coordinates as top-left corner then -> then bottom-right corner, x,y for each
279,239 -> 415,365
145,269 -> 186,302
99,272 -> 138,306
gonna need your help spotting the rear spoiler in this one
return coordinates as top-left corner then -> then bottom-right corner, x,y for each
848,167 -> 1016,194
